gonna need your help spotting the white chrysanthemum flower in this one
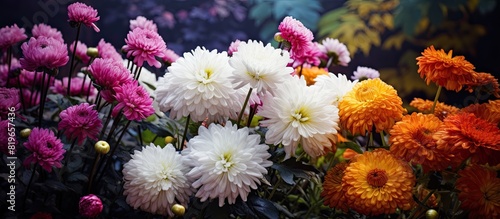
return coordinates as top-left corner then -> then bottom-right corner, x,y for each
320,38 -> 350,66
314,73 -> 358,107
258,76 -> 340,159
182,121 -> 272,207
229,40 -> 293,94
123,143 -> 193,216
155,47 -> 242,123
351,66 -> 380,80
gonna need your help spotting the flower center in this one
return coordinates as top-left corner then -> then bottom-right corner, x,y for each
366,168 -> 388,188
413,128 -> 435,146
216,153 -> 234,173
355,86 -> 377,102
291,108 -> 310,127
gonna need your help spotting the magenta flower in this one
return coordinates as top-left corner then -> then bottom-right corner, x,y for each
23,128 -> 65,172
0,24 -> 27,50
278,16 -> 314,57
22,88 -> 40,108
10,69 -> 54,89
58,103 -> 102,145
129,16 -> 158,32
97,39 -> 122,62
112,81 -> 154,121
32,23 -> 64,43
20,36 -> 69,71
160,48 -> 180,65
69,41 -> 91,64
51,76 -> 96,97
291,42 -> 322,67
0,58 -> 21,86
0,120 -> 17,155
88,58 -> 134,102
228,39 -> 241,56
67,2 -> 100,32
123,28 -> 166,68
0,88 -> 20,120
79,194 -> 103,218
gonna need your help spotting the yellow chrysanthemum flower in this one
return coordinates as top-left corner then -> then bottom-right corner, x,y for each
339,78 -> 406,135
342,149 -> 415,216
295,66 -> 328,86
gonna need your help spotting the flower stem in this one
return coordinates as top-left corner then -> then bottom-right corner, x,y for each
380,131 -> 387,147
59,138 -> 78,180
246,104 -> 258,128
180,115 -> 190,150
430,85 -> 442,114
6,47 -> 12,87
17,77 -> 26,114
98,105 -> 114,140
236,87 -> 253,128
67,24 -> 82,95
22,164 -> 38,212
38,70 -> 51,127
95,120 -> 131,186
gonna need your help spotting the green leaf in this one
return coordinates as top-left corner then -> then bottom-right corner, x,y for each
318,8 -> 349,28
337,141 -> 363,154
271,159 -> 317,185
247,194 -> 279,219
394,3 -> 422,35
66,172 -> 88,183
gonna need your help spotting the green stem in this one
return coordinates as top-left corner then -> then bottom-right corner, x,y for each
236,87 -> 253,128
180,115 -> 190,150
67,24 -> 82,95
268,177 -> 281,199
22,164 -> 38,212
380,131 -> 387,147
430,86 -> 442,114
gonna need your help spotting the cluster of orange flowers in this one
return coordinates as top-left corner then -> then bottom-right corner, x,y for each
321,45 -> 500,218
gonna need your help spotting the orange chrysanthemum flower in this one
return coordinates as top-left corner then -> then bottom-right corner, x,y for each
416,45 -> 476,92
389,113 -> 453,172
342,149 -> 415,215
321,162 -> 349,212
434,113 -> 500,165
409,98 -> 459,120
456,165 -> 500,218
295,66 -> 328,86
339,78 -> 406,135
461,102 -> 500,126
464,72 -> 500,98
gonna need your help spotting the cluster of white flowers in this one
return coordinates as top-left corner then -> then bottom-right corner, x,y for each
123,38 -> 357,215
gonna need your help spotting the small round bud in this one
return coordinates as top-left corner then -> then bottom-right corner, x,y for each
94,141 -> 110,155
165,136 -> 175,144
20,128 -> 32,138
86,47 -> 99,58
48,68 -> 59,76
274,32 -> 284,42
171,204 -> 185,216
425,209 -> 438,219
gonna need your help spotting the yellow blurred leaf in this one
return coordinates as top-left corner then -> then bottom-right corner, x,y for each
382,13 -> 394,29
382,32 -> 406,50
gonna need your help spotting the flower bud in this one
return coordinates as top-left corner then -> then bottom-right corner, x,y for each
79,194 -> 103,218
171,204 -> 185,216
20,128 -> 32,138
425,209 -> 438,219
86,47 -> 99,58
94,140 -> 110,155
274,32 -> 284,42
165,136 -> 175,144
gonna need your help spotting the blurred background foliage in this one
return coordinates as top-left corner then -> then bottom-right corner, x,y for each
2,0 -> 499,106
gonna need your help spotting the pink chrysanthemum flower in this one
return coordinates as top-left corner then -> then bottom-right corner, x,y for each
320,38 -> 351,66
69,41 -> 91,64
227,39 -> 241,56
129,16 -> 158,32
123,28 -> 166,68
23,128 -> 65,172
31,23 -> 64,43
88,58 -> 134,102
351,66 -> 380,80
278,16 -> 314,57
112,81 -> 155,121
21,88 -> 40,108
0,58 -> 21,86
79,194 -> 103,218
0,24 -> 27,50
97,39 -> 122,62
20,36 -> 69,71
51,76 -> 96,97
0,120 -> 17,155
11,69 -> 53,88
160,48 -> 180,66
291,42 -> 322,67
0,88 -> 20,120
58,103 -> 102,145
67,2 -> 100,32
